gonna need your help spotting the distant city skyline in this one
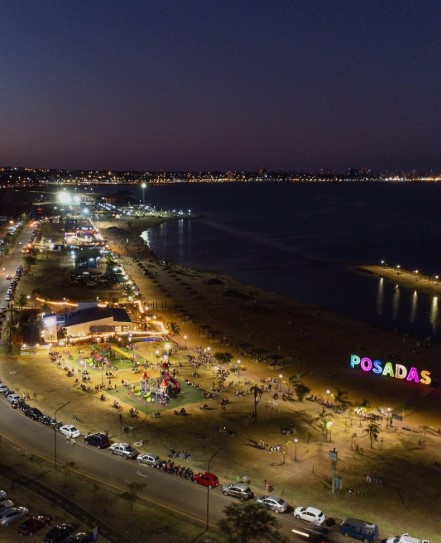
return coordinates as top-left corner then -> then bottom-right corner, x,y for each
1,1 -> 440,171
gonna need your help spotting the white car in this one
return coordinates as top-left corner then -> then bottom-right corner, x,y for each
0,500 -> 13,510
136,453 -> 160,466
0,384 -> 9,394
6,393 -> 21,403
0,491 -> 7,500
294,506 -> 325,524
59,425 -> 80,439
0,506 -> 29,526
109,443 -> 138,459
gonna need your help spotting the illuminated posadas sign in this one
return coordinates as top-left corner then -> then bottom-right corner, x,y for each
350,354 -> 431,385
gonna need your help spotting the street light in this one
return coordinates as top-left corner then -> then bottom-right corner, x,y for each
237,360 -> 241,382
326,389 -> 330,404
294,438 -> 298,461
206,448 -> 223,532
184,335 -> 187,349
54,401 -> 70,468
141,182 -> 147,204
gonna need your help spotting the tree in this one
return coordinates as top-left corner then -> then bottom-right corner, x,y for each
311,406 -> 334,438
294,381 -> 310,401
167,321 -> 181,336
365,422 -> 380,448
119,482 -> 145,514
214,352 -> 233,364
250,385 -> 263,422
17,293 -> 28,310
218,502 -> 287,543
334,389 -> 351,407
23,255 -> 36,268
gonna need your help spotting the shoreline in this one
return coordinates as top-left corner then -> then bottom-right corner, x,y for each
98,217 -> 441,425
359,264 -> 441,297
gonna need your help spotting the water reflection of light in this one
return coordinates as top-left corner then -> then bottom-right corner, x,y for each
392,284 -> 400,320
376,278 -> 384,315
178,219 -> 185,260
410,290 -> 418,322
430,296 -> 439,329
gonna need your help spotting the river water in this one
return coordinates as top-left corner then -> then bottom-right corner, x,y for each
100,182 -> 441,341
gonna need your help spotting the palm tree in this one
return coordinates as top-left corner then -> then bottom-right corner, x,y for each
365,422 -> 380,448
311,407 -> 334,438
334,389 -> 351,407
294,381 -> 310,401
17,293 -> 28,310
250,385 -> 263,422
168,321 -> 181,336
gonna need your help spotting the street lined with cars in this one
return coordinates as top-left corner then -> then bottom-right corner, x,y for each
0,390 -> 399,542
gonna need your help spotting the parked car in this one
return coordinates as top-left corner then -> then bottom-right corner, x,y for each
0,384 -> 9,394
0,500 -> 13,510
0,490 -> 7,500
60,531 -> 93,542
84,433 -> 110,449
109,443 -> 138,458
24,407 -> 44,421
339,517 -> 379,543
136,453 -> 160,466
17,514 -> 52,535
6,393 -> 21,403
256,495 -> 289,514
192,472 -> 219,488
0,506 -> 13,517
222,483 -> 254,500
294,506 -> 325,525
44,523 -> 74,542
59,425 -> 81,439
0,506 -> 29,526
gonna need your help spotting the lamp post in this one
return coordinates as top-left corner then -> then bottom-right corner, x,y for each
237,360 -> 241,383
184,335 -> 187,349
326,389 -> 330,405
205,448 -> 222,532
329,448 -> 338,493
294,438 -> 298,461
141,182 -> 147,205
54,401 -> 70,468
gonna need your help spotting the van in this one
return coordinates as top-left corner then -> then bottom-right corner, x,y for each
84,432 -> 110,449
340,517 -> 379,543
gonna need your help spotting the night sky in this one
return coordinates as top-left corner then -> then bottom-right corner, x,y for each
1,1 -> 440,171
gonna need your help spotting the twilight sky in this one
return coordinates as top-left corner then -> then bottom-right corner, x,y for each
1,1 -> 440,171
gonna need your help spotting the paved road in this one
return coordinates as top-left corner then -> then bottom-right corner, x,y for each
0,396 -> 344,543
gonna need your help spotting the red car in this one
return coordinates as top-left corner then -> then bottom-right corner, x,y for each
192,472 -> 219,488
17,514 -> 52,536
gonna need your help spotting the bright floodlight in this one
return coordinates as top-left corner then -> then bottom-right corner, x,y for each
57,192 -> 72,204
141,182 -> 147,189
